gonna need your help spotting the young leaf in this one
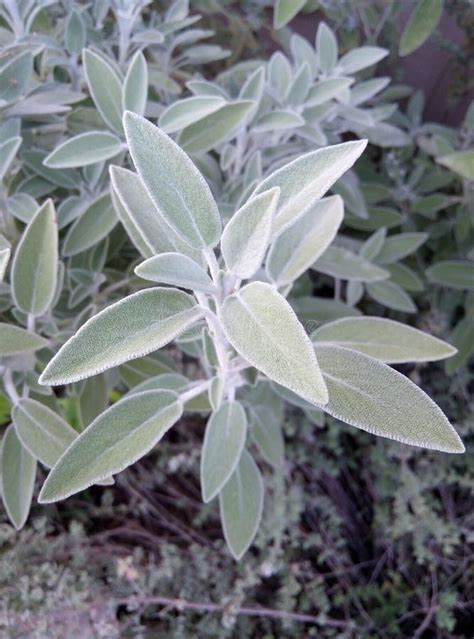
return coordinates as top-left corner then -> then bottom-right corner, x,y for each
267,195 -> 344,286
40,288 -> 204,385
83,48 -> 123,133
273,0 -> 306,29
253,110 -> 304,133
200,401 -> 247,503
12,199 -> 58,316
313,246 -> 389,282
65,10 -> 86,55
366,280 -> 417,313
399,0 -> 443,57
314,344 -> 464,453
178,101 -> 254,154
376,232 -> 428,264
39,391 -> 183,502
312,317 -> 457,363
13,398 -> 77,468
0,136 -> 22,179
338,46 -> 388,73
219,449 -> 263,560
44,131 -> 123,168
219,282 -> 328,406
221,188 -> 280,279
426,260 -> 474,290
123,50 -> 148,116
305,78 -> 353,107
123,112 -> 221,249
63,193 -> 117,256
1,425 -> 37,530
251,140 -> 367,237
135,253 -> 216,294
316,22 -> 338,72
0,248 -> 10,282
0,323 -> 48,356
159,96 -> 226,133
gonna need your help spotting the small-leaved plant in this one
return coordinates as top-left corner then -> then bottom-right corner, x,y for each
6,112 -> 460,560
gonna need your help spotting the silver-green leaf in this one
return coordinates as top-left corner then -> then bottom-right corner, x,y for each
0,323 -> 48,356
123,50 -> 148,116
135,253 -> 216,294
44,131 -> 123,168
83,48 -> 123,133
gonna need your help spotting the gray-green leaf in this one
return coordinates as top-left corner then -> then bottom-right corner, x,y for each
83,48 -> 123,133
39,391 -> 183,502
0,248 -> 10,282
273,0 -> 306,28
426,260 -> 474,290
0,323 -> 48,356
313,246 -> 389,282
159,96 -> 226,133
63,193 -> 117,256
44,131 -> 123,168
399,0 -> 443,57
123,50 -> 148,116
135,253 -> 215,293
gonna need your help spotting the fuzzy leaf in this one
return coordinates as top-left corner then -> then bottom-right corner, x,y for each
40,288 -> 203,385
437,149 -> 474,179
426,260 -> 474,290
250,405 -> 284,468
376,232 -> 428,264
316,22 -> 338,72
123,50 -> 148,116
44,131 -> 123,168
0,51 -> 32,102
253,110 -> 304,133
39,391 -> 183,502
63,193 -> 117,256
0,323 -> 48,356
219,449 -> 263,560
221,188 -> 280,279
0,136 -> 22,179
12,200 -> 58,316
305,78 -> 353,107
399,0 -> 443,56
267,195 -> 344,286
159,96 -> 226,133
312,317 -> 457,363
219,282 -> 328,406
338,46 -> 388,73
13,398 -> 77,468
313,246 -> 389,282
251,140 -> 367,237
123,112 -> 221,249
274,0 -> 306,28
366,280 -> 417,313
315,344 -> 464,453
1,425 -> 37,530
83,48 -> 123,133
201,401 -> 247,503
135,253 -> 215,293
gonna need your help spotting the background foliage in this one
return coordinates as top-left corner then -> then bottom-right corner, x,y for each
0,0 -> 473,637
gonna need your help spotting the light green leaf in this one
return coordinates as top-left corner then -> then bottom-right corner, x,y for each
119,355 -> 175,388
219,449 -> 263,560
315,344 -> 464,453
44,131 -> 123,168
12,199 -> 58,316
267,195 -> 344,286
387,263 -> 424,292
360,227 -> 386,261
250,404 -> 284,468
0,51 -> 32,102
65,10 -> 86,55
1,425 -> 37,530
251,140 -> 367,237
83,48 -> 123,133
0,136 -> 22,179
159,96 -> 226,133
13,398 -> 77,468
221,188 -> 280,279
40,288 -> 203,385
123,50 -> 148,116
200,401 -> 247,503
63,193 -> 117,256
312,317 -> 457,363
135,252 -> 215,293
446,318 -> 474,374
338,46 -> 388,73
316,22 -> 338,72
0,248 -> 10,282
305,78 -> 353,107
376,232 -> 428,264
313,246 -> 389,282
39,390 -> 183,502
437,149 -> 474,180
366,280 -> 417,313
178,101 -> 254,154
400,0 -> 443,56
274,0 -> 306,28
0,323 -> 48,356
253,110 -> 304,133
110,187 -> 153,257
219,282 -> 328,406
292,295 -> 362,325
426,260 -> 474,290
123,112 -> 221,249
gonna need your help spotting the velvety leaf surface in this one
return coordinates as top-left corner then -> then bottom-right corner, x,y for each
44,131 -> 123,168
0,323 -> 48,356
135,253 -> 215,293
83,48 -> 123,133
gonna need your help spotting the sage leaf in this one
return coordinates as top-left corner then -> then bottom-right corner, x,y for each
399,0 -> 443,57
338,46 -> 388,73
123,112 -> 221,249
44,131 -> 123,168
221,188 -> 280,279
200,401 -> 247,503
123,50 -> 148,116
426,260 -> 474,290
159,96 -> 226,133
135,253 -> 216,294
1,425 -> 37,530
13,398 -> 77,468
312,317 -> 457,363
110,186 -> 153,258
39,390 -> 183,502
250,405 -> 284,468
376,232 -> 428,264
316,22 -> 338,73
40,288 -> 203,385
437,150 -> 474,180
65,10 -> 86,55
315,344 -> 464,453
12,199 -> 58,316
0,248 -> 10,282
254,110 -> 304,133
274,0 -> 306,28
178,101 -> 254,154
305,78 -> 353,107
313,246 -> 389,282
219,449 -> 263,560
83,48 -> 123,133
0,323 -> 48,356
0,51 -> 32,102
219,282 -> 328,406
63,193 -> 117,256
251,140 -> 367,237
0,136 -> 22,179
267,195 -> 344,286
366,280 -> 417,313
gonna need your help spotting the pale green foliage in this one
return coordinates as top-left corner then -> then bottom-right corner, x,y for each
0,324 -> 48,356
44,132 -> 123,168
273,0 -> 306,29
0,248 -> 11,282
123,51 -> 148,116
83,49 -> 124,133
159,96 -> 226,133
399,0 -> 444,56
1,426 -> 37,530
136,253 -> 216,293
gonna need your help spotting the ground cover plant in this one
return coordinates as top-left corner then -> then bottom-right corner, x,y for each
0,0 -> 473,636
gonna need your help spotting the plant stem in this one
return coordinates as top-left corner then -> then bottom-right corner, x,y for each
4,368 -> 19,405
